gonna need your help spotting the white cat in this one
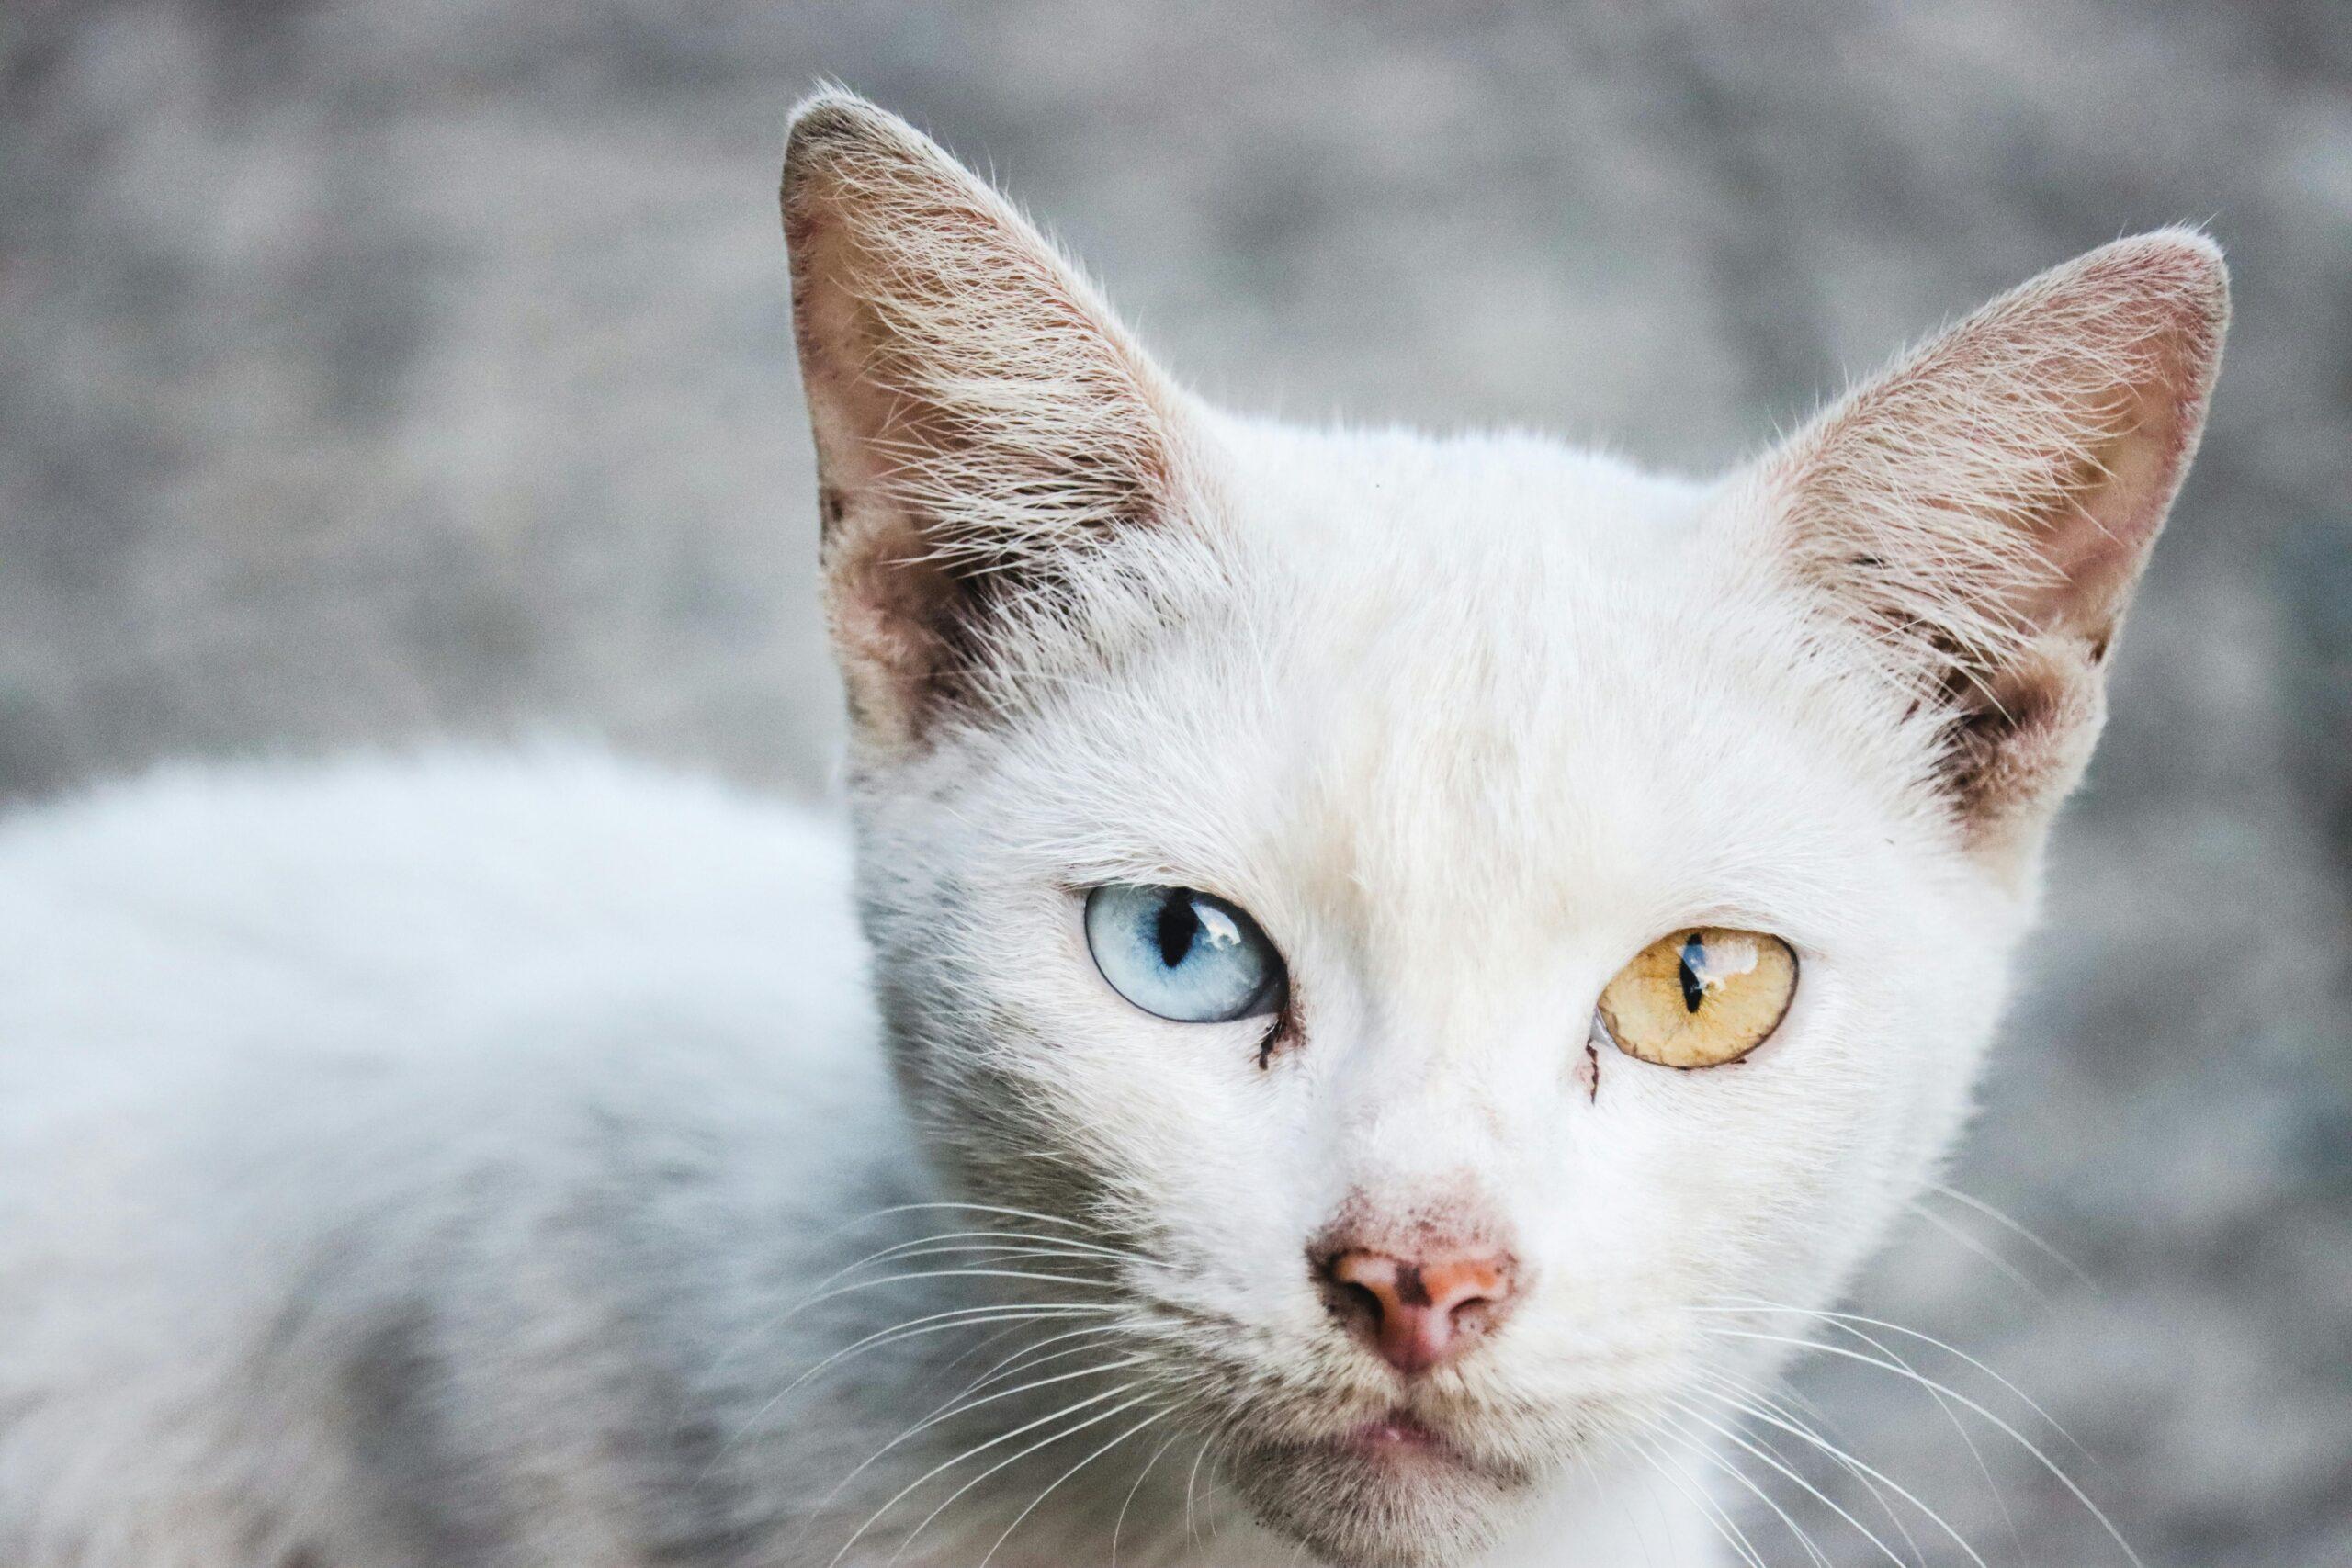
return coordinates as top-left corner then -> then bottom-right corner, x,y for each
0,91 -> 2225,1568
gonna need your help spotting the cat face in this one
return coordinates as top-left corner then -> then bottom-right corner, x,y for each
783,94 -> 2224,1567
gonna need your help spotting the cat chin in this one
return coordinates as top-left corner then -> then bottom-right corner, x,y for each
1223,1429 -> 1527,1568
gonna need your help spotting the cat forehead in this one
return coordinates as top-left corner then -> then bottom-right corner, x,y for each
977,422 -> 1939,945
1198,422 -> 1884,768
1207,416 -> 1701,558
1194,420 -> 1743,682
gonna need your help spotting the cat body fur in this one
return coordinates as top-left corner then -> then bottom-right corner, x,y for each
0,94 -> 2224,1568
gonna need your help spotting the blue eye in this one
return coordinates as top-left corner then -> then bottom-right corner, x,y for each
1084,884 -> 1287,1023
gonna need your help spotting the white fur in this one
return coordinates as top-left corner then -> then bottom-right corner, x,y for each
0,95 -> 2223,1568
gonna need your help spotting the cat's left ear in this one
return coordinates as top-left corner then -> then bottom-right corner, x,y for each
782,91 -> 1196,757
1747,231 -> 2229,874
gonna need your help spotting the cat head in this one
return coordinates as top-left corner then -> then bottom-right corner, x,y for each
782,93 -> 2224,1568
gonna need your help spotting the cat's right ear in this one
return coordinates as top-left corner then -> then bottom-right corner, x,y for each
782,91 -> 1193,756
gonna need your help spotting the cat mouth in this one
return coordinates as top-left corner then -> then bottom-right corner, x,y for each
1333,1410 -> 1463,1464
1222,1407 -> 1527,1568
1301,1405 -> 1530,1489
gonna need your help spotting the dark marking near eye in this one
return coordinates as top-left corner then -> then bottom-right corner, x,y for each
1154,892 -> 1197,967
1257,981 -> 1305,1070
1679,932 -> 1707,1012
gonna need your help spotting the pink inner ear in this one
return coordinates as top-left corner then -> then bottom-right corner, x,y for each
1758,232 -> 2226,864
1773,232 -> 2225,660
2018,318 -> 2219,650
781,97 -> 1189,754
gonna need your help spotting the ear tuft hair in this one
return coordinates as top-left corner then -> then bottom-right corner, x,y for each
1758,231 -> 2228,866
781,91 -> 1191,751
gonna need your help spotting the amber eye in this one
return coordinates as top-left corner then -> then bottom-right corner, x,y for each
1595,928 -> 1798,1069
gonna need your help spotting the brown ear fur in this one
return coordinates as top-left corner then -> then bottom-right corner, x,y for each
782,93 -> 1186,752
1763,232 -> 2228,870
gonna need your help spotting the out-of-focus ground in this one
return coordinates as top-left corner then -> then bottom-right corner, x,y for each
3,2 -> 2346,1563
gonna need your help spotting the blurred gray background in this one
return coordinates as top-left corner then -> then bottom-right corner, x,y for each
3,2 -> 2346,1563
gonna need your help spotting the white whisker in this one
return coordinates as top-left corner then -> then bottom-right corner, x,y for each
1693,1372 -> 1928,1568
1703,1302 -> 2033,1564
1694,1353 -> 1994,1568
1695,1365 -> 1930,1568
881,1390 -> 1159,1568
771,1266 -> 1121,1328
1112,1427 -> 1186,1568
697,1232 -> 1128,1387
1708,1297 -> 2094,1471
1665,1392 -> 1900,1568
826,1381 -> 1148,1568
1923,1181 -> 2090,1285
821,1234 -> 1129,1280
1708,1326 -> 2141,1567
843,1201 -> 1141,1255
1182,1431 -> 1216,1546
1623,1422 -> 1768,1568
1905,1201 -> 2046,1302
1803,1313 -> 2027,1565
716,1303 -> 1121,1462
1655,1401 -> 1838,1568
955,1324 -> 1133,1403
977,1405 -> 1173,1568
814,1354 -> 1149,1521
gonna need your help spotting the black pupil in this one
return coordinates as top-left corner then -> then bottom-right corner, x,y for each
1678,932 -> 1707,1013
1156,892 -> 1202,968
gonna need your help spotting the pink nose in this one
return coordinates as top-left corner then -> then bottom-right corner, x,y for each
1319,1247 -> 1517,1375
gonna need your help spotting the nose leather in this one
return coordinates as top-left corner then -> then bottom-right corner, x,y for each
1321,1246 -> 1516,1375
